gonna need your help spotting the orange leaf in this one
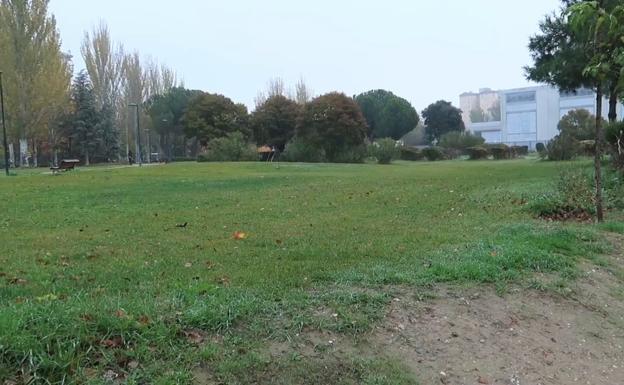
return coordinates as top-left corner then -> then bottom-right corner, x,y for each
233,231 -> 247,240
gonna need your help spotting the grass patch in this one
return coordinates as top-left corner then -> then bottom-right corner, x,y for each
0,160 -> 615,383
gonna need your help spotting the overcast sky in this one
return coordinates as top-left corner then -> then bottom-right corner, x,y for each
49,0 -> 561,112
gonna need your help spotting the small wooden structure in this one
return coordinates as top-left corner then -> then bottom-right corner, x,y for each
50,159 -> 80,175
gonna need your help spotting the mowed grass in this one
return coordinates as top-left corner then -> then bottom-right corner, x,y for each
0,160 -> 615,384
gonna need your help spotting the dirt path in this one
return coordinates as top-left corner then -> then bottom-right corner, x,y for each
375,235 -> 624,385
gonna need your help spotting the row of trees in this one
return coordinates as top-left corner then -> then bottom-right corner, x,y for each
0,0 -> 179,166
0,1 -> 468,167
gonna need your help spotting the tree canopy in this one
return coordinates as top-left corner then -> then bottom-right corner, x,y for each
297,92 -> 368,161
422,100 -> 465,143
183,93 -> 250,146
250,95 -> 300,150
355,90 -> 419,140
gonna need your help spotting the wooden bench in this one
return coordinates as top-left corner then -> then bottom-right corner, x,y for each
50,159 -> 80,175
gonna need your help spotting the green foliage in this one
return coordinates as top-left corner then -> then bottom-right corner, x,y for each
370,138 -> 399,165
421,146 -> 445,161
422,100 -> 465,143
489,144 -> 512,160
466,146 -> 489,160
399,147 -> 423,161
546,133 -> 582,161
438,131 -> 485,153
282,136 -> 326,163
183,93 -> 250,146
400,124 -> 426,147
297,92 -> 368,163
69,71 -> 100,164
197,132 -> 257,162
511,145 -> 529,157
558,109 -> 596,141
606,121 -> 624,171
529,168 -> 595,218
147,87 -> 203,160
355,90 -> 419,140
250,95 -> 300,150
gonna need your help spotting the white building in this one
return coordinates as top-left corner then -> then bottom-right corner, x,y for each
459,86 -> 624,149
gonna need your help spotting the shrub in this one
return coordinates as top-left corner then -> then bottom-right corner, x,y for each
578,140 -> 595,156
438,131 -> 485,153
545,134 -> 581,161
421,147 -> 445,161
399,147 -> 423,161
536,142 -> 546,155
606,122 -> 624,171
511,145 -> 529,157
282,137 -> 326,163
466,146 -> 489,160
370,138 -> 399,164
197,132 -> 258,162
529,168 -> 595,220
489,144 -> 511,160
331,144 -> 368,164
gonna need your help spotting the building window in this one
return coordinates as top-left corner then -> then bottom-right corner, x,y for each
560,88 -> 594,98
506,91 -> 536,104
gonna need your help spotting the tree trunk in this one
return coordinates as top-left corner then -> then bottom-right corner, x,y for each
85,147 -> 90,166
608,85 -> 618,122
53,149 -> 58,167
594,90 -> 604,222
32,138 -> 38,168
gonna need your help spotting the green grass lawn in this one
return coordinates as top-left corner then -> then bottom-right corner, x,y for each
0,160 -> 619,384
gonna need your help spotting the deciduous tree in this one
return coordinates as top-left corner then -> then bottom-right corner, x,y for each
422,100 -> 465,143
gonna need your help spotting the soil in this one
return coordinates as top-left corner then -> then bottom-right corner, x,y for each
375,234 -> 624,385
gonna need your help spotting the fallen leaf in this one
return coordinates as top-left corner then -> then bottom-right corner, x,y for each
478,376 -> 490,384
127,360 -> 139,370
216,276 -> 230,286
205,261 -> 215,270
184,262 -> 192,268
8,277 -> 27,285
275,239 -> 283,245
232,231 -> 247,240
101,336 -> 123,348
183,329 -> 204,344
137,315 -> 150,325
114,309 -> 127,318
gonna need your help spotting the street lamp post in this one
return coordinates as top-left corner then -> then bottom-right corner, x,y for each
0,72 -> 9,176
129,103 -> 142,167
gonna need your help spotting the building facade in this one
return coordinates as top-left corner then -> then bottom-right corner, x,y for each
459,86 -> 624,150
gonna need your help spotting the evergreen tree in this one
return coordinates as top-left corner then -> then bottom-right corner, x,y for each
71,71 -> 100,165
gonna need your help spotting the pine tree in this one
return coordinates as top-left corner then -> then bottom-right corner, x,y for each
71,71 -> 100,165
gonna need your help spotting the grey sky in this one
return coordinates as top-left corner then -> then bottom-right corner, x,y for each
49,0 -> 561,112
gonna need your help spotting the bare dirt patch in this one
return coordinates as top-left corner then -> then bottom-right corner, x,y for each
375,237 -> 624,385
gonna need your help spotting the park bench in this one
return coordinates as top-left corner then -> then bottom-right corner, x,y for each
50,159 -> 80,175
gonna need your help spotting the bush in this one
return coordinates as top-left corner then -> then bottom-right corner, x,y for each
536,142 -> 546,155
399,147 -> 423,161
529,168 -> 595,220
489,144 -> 511,160
511,145 -> 529,157
370,138 -> 399,164
421,147 -> 445,161
578,140 -> 595,156
545,134 -> 581,161
282,137 -> 326,163
466,146 -> 489,160
438,131 -> 485,153
606,122 -> 624,171
197,132 -> 258,162
330,144 -> 368,164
